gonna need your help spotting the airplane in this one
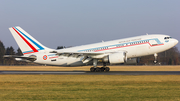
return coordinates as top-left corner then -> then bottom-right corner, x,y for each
4,26 -> 178,72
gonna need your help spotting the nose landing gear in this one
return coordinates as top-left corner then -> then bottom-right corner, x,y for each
154,53 -> 158,64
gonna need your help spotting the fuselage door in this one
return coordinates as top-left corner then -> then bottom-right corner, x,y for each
149,40 -> 158,46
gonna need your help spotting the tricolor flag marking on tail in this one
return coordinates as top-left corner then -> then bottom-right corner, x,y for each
12,27 -> 45,54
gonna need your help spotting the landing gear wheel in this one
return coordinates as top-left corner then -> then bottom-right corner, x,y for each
95,67 -> 101,72
100,67 -> 105,72
105,67 -> 110,72
154,60 -> 158,64
90,65 -> 110,72
90,67 -> 95,72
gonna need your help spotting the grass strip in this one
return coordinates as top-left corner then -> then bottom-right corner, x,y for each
0,75 -> 180,101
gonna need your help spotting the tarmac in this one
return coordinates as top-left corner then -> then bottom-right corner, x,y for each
1,71 -> 180,75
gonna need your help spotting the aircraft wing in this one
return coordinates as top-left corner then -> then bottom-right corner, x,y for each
50,51 -> 111,63
50,50 -> 121,59
52,51 -> 103,55
51,51 -> 106,56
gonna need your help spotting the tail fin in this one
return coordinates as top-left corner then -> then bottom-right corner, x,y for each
9,26 -> 51,55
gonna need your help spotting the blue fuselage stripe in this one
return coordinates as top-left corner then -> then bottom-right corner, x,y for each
78,38 -> 163,52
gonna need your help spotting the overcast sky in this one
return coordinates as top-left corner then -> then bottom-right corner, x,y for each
1,0 -> 180,51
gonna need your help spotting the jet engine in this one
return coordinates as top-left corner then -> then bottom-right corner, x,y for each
125,58 -> 140,65
103,52 -> 127,64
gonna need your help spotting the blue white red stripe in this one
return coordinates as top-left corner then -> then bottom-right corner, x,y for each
12,27 -> 44,54
78,38 -> 164,52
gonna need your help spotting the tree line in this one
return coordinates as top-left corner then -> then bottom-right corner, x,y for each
0,40 -> 36,65
0,40 -> 180,65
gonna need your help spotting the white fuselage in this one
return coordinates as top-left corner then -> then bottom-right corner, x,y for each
29,34 -> 178,66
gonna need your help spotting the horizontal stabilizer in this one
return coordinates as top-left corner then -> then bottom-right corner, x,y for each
4,55 -> 37,62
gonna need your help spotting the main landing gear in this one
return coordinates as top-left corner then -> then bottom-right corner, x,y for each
90,67 -> 110,72
90,59 -> 110,72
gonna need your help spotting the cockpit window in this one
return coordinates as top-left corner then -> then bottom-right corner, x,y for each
164,37 -> 172,39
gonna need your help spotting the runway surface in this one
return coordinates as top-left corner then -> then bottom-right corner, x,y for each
1,71 -> 180,75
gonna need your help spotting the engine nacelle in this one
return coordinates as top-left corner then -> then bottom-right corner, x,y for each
103,52 -> 127,64
125,58 -> 140,65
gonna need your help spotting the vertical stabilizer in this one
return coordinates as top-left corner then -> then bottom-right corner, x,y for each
9,26 -> 51,55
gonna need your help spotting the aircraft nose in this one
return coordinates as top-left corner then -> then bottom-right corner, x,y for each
174,39 -> 178,45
